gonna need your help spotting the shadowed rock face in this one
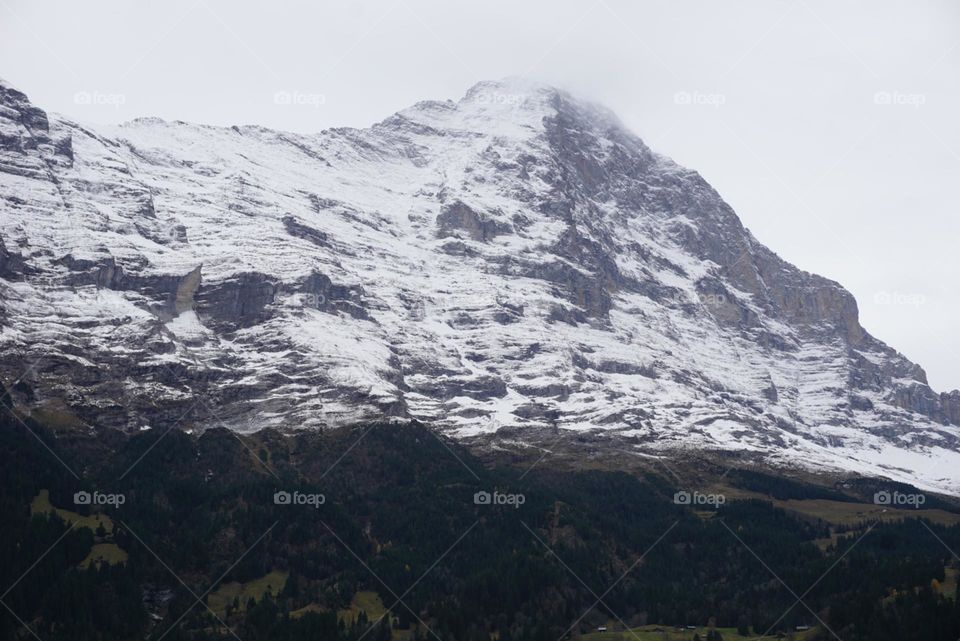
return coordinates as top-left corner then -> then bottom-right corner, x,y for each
0,82 -> 72,177
0,235 -> 13,279
942,391 -> 960,424
1,77 -> 959,493
298,271 -> 368,320
196,272 -> 280,331
57,254 -> 202,319
282,215 -> 330,248
436,200 -> 511,242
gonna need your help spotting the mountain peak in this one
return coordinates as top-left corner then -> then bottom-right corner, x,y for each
2,79 -> 960,495
458,77 -> 626,130
462,77 -> 561,103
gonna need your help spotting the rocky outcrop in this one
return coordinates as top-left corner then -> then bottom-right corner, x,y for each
283,215 -> 330,248
196,272 -> 280,331
57,254 -> 202,320
942,391 -> 960,425
298,271 -> 368,320
0,80 -> 72,178
435,200 -> 510,242
0,235 -> 13,278
751,246 -> 865,345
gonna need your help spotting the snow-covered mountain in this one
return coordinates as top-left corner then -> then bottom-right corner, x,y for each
2,77 -> 959,493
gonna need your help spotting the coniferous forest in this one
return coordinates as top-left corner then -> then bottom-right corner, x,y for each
2,389 -> 959,641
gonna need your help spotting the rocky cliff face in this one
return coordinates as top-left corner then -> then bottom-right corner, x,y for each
1,77 -> 958,493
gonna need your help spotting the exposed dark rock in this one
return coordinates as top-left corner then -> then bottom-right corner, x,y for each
305,193 -> 341,212
571,353 -> 658,378
438,240 -> 480,257
435,200 -> 510,242
512,402 -> 561,422
514,382 -> 571,400
941,390 -> 960,424
849,394 -> 873,411
411,374 -> 507,402
546,303 -> 589,325
297,271 -> 368,320
196,272 -> 279,331
491,299 -> 523,324
282,215 -> 330,248
762,381 -> 779,403
891,382 -> 942,421
695,277 -> 759,328
1,83 -> 49,132
56,255 -> 202,320
0,235 -> 15,278
0,80 -> 73,176
536,259 -> 611,318
542,91 -> 654,198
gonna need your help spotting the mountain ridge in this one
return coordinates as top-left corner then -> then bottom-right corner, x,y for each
1,76 -> 959,494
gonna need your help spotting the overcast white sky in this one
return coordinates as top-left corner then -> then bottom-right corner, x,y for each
2,0 -> 958,390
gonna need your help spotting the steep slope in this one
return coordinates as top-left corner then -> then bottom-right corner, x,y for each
1,77 -> 958,493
